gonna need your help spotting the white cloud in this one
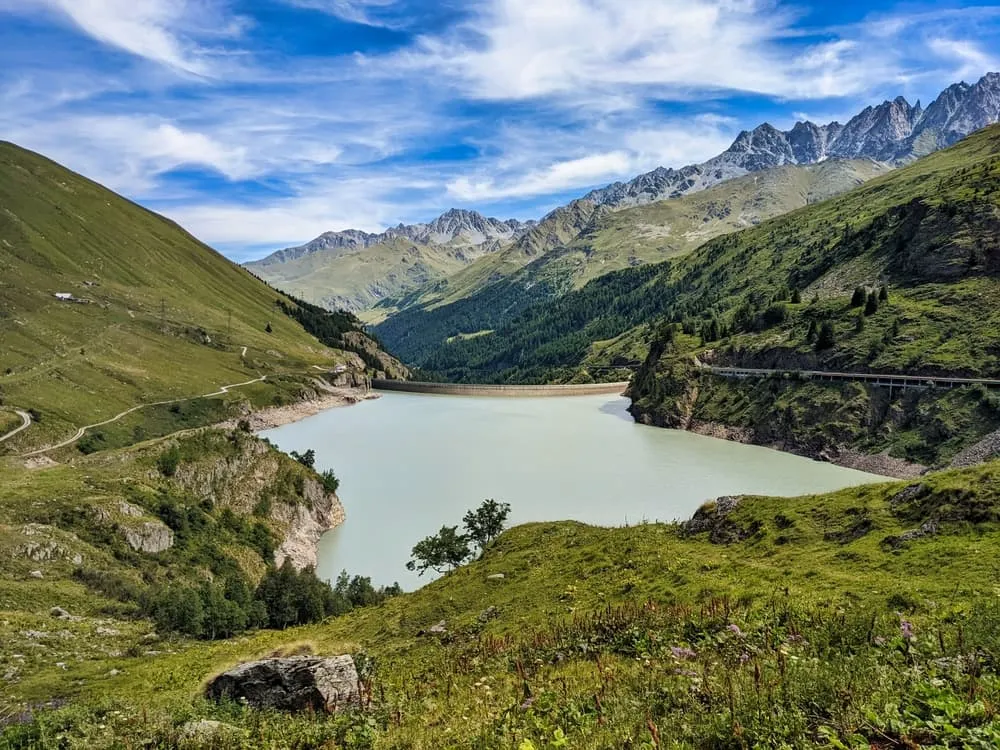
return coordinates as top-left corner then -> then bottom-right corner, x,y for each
10,0 -> 244,76
928,38 -> 999,81
399,0 -> 903,104
449,151 -> 632,201
447,115 -> 737,201
282,0 -> 401,27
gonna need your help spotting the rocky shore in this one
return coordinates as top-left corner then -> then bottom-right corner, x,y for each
687,419 -> 926,480
223,386 -> 380,433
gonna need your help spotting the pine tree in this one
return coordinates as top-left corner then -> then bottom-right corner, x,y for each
865,292 -> 879,316
879,285 -> 889,302
816,321 -> 836,351
790,289 -> 802,304
851,287 -> 866,308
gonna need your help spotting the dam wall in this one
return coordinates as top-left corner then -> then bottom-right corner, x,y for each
371,379 -> 630,398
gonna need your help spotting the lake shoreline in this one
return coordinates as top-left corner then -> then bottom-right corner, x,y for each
237,386 -> 379,432
686,419 -> 926,480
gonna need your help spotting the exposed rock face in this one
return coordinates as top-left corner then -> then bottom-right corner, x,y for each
172,434 -> 345,571
341,331 -> 409,380
273,477 -> 345,570
205,656 -> 361,713
122,520 -> 174,554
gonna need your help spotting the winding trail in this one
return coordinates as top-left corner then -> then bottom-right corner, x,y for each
21,376 -> 266,457
0,410 -> 32,444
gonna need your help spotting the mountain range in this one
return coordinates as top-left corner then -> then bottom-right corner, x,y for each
249,72 -> 1000,322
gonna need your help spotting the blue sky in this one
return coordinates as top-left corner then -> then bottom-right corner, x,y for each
1,0 -> 999,260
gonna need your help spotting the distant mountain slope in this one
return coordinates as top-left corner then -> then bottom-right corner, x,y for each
0,141 -> 397,450
373,159 -> 890,362
246,209 -> 534,312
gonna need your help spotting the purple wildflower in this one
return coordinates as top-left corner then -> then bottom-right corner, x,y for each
900,620 -> 914,641
727,624 -> 743,636
670,646 -> 697,660
739,652 -> 751,664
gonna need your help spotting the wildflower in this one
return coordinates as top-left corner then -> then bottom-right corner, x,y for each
727,624 -> 743,636
670,646 -> 697,660
874,636 -> 887,646
900,620 -> 914,640
739,652 -> 751,664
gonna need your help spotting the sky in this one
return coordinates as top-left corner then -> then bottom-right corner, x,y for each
1,1 -> 999,260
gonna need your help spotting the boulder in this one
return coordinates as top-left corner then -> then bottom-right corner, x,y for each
122,520 -> 174,554
205,655 -> 361,713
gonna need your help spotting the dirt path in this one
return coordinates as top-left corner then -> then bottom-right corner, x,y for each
21,377 -> 266,456
0,410 -> 32,444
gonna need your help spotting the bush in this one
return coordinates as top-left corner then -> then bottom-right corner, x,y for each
290,449 -> 316,469
816,321 -> 836,351
320,469 -> 340,493
157,446 -> 181,477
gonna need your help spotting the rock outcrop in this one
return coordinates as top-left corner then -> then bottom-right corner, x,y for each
171,433 -> 345,570
272,477 -> 345,570
205,656 -> 361,713
122,520 -> 174,554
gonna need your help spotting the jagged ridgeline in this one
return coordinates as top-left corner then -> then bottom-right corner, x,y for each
0,142 -> 396,452
398,124 -> 1000,396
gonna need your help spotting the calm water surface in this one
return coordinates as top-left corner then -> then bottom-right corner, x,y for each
261,392 -> 884,588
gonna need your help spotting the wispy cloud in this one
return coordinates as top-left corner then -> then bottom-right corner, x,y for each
6,0 -> 246,76
1,0 -> 999,254
282,0 -> 403,28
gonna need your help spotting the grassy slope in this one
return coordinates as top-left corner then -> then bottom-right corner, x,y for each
5,461 -> 1000,747
373,160 -> 888,362
0,142 -> 360,451
247,236 -> 497,316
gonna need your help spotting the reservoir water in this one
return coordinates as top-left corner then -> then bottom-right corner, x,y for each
261,392 -> 885,588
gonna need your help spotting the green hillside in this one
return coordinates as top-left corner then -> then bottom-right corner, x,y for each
374,160 -> 888,361
248,235 -> 501,317
0,142 -> 390,452
5,460 -> 1000,747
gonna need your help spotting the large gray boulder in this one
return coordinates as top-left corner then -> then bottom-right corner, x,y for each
205,656 -> 361,712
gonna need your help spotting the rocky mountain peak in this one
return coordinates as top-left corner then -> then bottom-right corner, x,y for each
583,72 -> 1000,211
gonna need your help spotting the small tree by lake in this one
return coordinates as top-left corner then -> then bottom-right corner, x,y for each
406,525 -> 471,576
463,499 -> 511,556
407,499 -> 513,575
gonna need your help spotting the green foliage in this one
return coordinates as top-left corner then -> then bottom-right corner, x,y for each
816,320 -> 836,350
320,469 -> 340,493
463,499 -> 511,555
289,448 -> 316,469
406,525 -> 472,576
865,291 -> 880,316
156,446 -> 181,477
851,286 -> 867,307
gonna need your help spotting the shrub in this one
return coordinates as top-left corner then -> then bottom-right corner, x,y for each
157,446 -> 181,477
816,321 -> 836,351
320,469 -> 340,493
290,449 -> 316,469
